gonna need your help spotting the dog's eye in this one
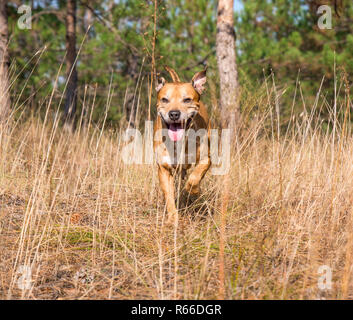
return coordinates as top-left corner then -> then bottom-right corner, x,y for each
183,98 -> 192,103
161,97 -> 169,103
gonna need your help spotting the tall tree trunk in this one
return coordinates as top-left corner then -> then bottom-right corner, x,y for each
64,0 -> 78,128
216,0 -> 239,133
0,1 -> 10,121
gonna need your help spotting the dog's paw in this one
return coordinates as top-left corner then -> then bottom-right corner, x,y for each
185,176 -> 200,195
185,181 -> 200,196
186,184 -> 200,195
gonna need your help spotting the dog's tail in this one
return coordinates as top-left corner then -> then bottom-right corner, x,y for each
164,66 -> 180,83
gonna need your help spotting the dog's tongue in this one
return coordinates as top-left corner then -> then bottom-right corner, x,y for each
168,123 -> 184,142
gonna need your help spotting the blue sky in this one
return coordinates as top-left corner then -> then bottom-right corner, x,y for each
234,0 -> 244,13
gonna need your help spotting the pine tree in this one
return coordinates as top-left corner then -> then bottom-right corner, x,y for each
0,0 -> 10,121
235,0 -> 353,119
216,0 -> 239,133
64,0 -> 78,129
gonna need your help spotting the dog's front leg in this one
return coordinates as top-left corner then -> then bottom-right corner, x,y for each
185,157 -> 211,195
158,165 -> 178,223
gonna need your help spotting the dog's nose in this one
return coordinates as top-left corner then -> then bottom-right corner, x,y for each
169,110 -> 181,121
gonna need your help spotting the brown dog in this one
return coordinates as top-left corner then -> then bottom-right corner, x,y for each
153,66 -> 211,223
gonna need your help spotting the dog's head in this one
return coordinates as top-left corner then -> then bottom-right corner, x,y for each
156,66 -> 207,142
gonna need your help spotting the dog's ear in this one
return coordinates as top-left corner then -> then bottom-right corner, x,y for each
164,66 -> 180,83
156,77 -> 166,93
192,68 -> 207,95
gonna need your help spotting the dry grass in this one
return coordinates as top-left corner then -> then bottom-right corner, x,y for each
1,73 -> 353,300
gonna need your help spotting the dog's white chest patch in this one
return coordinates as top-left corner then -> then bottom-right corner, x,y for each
161,155 -> 172,165
155,151 -> 172,165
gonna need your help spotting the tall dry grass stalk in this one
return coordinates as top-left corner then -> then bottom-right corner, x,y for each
1,61 -> 353,299
218,173 -> 229,300
146,0 -> 158,121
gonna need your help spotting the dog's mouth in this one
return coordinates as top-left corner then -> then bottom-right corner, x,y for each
162,118 -> 193,142
167,122 -> 185,142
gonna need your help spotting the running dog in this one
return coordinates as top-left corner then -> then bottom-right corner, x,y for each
154,66 -> 211,223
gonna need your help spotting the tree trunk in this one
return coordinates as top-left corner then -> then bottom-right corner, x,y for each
0,1 -> 10,121
216,0 -> 239,133
64,0 -> 78,128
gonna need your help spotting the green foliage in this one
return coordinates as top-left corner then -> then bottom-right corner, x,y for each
6,0 -> 353,128
8,0 -> 218,126
236,0 -> 353,121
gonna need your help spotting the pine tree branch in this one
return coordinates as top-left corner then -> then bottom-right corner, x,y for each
79,0 -> 140,55
31,10 -> 65,23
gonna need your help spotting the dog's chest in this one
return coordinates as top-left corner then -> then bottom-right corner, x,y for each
156,132 -> 203,168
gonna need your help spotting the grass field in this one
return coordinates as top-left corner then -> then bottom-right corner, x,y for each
0,75 -> 353,300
